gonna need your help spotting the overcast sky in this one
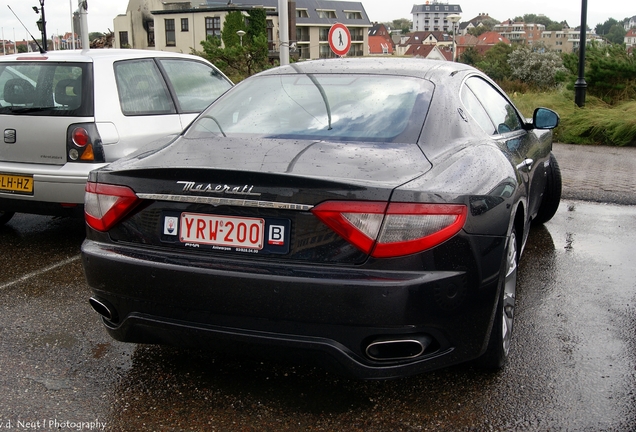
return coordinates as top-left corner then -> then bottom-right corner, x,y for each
1,0 -> 632,42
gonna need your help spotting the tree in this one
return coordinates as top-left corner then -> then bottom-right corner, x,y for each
595,18 -> 619,36
509,14 -> 563,31
583,43 -> 636,103
467,26 -> 490,37
606,24 -> 626,44
247,8 -> 268,43
459,46 -> 482,66
194,9 -> 270,82
391,18 -> 412,31
89,32 -> 105,42
508,45 -> 567,89
476,42 -> 515,81
221,10 -> 248,48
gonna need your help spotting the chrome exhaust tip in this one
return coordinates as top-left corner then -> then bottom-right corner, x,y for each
365,335 -> 433,361
89,297 -> 117,322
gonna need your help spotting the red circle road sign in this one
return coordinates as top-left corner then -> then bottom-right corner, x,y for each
328,23 -> 351,57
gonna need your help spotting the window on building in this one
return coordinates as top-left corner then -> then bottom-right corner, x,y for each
119,31 -> 129,48
165,19 -> 176,46
319,44 -> 336,58
319,28 -> 329,41
266,20 -> 274,50
350,28 -> 363,41
181,18 -> 189,32
147,22 -> 155,47
296,9 -> 309,18
297,27 -> 310,42
345,11 -> 362,20
298,45 -> 310,59
316,10 -> 337,19
206,17 -> 221,39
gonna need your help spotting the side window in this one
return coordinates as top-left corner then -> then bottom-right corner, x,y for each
464,77 -> 522,135
158,59 -> 232,112
460,85 -> 495,134
114,59 -> 175,116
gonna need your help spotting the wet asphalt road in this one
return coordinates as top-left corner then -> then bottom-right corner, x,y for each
1,146 -> 635,431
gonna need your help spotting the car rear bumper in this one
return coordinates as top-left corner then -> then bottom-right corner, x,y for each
0,161 -> 107,214
82,236 -> 504,379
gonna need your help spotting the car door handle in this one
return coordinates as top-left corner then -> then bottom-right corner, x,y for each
516,158 -> 533,171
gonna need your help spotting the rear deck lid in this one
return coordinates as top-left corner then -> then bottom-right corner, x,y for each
96,136 -> 432,264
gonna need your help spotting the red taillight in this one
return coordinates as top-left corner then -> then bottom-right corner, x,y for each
312,201 -> 467,258
84,182 -> 140,232
67,123 -> 104,163
72,127 -> 90,147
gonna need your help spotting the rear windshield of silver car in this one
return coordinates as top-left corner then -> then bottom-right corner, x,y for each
0,62 -> 92,116
185,74 -> 434,143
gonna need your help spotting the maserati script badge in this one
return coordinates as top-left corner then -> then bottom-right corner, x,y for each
177,181 -> 261,196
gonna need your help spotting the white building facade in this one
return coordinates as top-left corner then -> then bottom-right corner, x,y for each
411,2 -> 462,33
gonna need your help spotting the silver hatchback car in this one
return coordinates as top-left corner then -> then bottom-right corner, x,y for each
0,49 -> 232,225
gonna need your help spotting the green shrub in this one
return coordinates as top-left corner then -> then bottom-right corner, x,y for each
510,89 -> 636,146
562,43 -> 636,104
508,46 -> 567,89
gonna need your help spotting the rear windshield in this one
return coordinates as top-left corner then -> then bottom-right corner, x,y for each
0,62 -> 92,116
186,74 -> 433,143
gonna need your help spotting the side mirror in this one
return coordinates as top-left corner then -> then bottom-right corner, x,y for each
533,107 -> 560,129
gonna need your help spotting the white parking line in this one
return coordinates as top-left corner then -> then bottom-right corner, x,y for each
0,254 -> 81,291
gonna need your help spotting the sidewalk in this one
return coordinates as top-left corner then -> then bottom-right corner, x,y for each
552,143 -> 636,205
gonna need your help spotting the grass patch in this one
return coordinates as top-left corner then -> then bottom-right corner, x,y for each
510,88 -> 636,146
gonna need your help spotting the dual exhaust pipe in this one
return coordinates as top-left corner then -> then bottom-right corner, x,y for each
365,335 -> 433,361
90,297 -> 433,362
89,297 -> 117,323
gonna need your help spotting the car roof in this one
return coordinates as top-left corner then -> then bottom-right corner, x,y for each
0,49 -> 208,64
258,58 -> 479,81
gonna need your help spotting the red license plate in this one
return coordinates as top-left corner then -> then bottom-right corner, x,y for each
180,213 -> 265,249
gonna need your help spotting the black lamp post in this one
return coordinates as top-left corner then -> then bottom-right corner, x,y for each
574,0 -> 588,107
33,0 -> 48,52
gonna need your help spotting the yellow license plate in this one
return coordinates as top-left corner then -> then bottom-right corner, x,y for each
0,173 -> 34,194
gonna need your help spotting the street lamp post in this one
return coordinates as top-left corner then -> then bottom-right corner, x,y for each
574,0 -> 588,107
33,0 -> 47,51
237,30 -> 246,47
447,14 -> 461,62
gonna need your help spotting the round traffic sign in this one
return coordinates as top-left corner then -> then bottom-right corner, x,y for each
328,23 -> 351,57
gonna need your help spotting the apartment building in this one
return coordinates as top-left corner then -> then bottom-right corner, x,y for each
113,0 -> 371,59
411,2 -> 463,33
625,28 -> 636,53
540,28 -> 603,53
493,20 -> 544,45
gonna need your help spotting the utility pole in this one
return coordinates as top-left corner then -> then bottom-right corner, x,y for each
70,0 -> 76,49
78,1 -> 89,50
278,0 -> 289,65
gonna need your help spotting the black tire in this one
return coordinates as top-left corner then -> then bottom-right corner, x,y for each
478,226 -> 518,371
533,152 -> 562,225
0,211 -> 15,226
